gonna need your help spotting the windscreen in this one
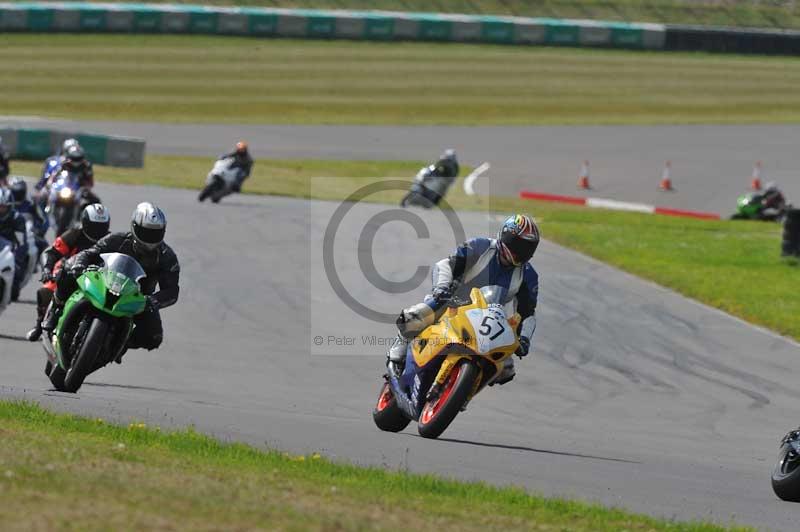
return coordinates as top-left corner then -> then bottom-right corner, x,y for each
101,253 -> 146,283
479,285 -> 510,305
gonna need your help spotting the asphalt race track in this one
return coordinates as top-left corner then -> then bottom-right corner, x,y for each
5,117 -> 800,215
2,183 -> 800,530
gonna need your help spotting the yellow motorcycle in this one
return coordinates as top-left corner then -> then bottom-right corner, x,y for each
373,286 -> 520,439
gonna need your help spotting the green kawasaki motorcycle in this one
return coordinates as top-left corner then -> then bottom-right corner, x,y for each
42,253 -> 147,393
731,193 -> 786,222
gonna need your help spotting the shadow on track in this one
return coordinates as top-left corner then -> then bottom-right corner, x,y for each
0,333 -> 28,342
82,382 -> 172,393
208,201 -> 268,210
429,436 -> 640,464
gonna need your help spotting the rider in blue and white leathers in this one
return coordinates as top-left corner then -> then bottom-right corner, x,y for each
36,138 -> 79,193
9,177 -> 49,258
388,214 -> 540,386
0,188 -> 34,301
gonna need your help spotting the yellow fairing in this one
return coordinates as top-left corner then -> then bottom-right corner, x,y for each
410,288 -> 519,390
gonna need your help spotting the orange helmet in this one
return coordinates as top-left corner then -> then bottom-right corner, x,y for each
235,141 -> 248,154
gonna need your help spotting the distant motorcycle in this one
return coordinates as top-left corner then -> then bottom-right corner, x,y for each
731,193 -> 788,222
772,428 -> 800,501
0,237 -> 14,317
46,169 -> 98,236
400,165 -> 456,209
15,219 -> 38,299
198,157 -> 243,204
0,223 -> 37,304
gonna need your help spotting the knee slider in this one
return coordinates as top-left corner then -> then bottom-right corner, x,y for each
397,302 -> 435,339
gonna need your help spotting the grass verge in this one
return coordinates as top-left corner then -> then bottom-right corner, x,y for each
0,400 -> 746,531
97,0 -> 800,31
13,154 -> 799,340
11,156 -> 432,199
4,34 -> 800,125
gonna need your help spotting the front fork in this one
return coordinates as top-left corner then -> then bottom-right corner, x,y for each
427,354 -> 483,403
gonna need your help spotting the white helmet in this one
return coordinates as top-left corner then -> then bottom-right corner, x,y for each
131,202 -> 166,250
61,138 -> 79,155
80,204 -> 111,243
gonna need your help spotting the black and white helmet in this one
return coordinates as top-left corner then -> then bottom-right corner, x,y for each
63,145 -> 86,171
8,177 -> 27,204
0,188 -> 13,222
61,138 -> 79,155
80,203 -> 111,243
131,202 -> 166,250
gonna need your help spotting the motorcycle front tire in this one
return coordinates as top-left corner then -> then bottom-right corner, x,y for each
55,205 -> 75,237
417,359 -> 478,439
64,318 -> 108,393
198,178 -> 223,202
48,363 -> 67,391
772,443 -> 800,502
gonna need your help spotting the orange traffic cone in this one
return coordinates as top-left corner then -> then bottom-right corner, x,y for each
659,161 -> 673,191
577,160 -> 591,190
750,161 -> 762,191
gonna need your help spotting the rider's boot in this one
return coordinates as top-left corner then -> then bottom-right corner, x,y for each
490,358 -> 516,386
26,298 -> 47,341
26,321 -> 42,342
386,333 -> 409,376
41,300 -> 63,333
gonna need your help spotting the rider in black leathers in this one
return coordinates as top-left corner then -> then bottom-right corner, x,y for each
431,149 -> 459,180
0,137 -> 10,184
404,149 -> 460,207
43,202 -> 179,355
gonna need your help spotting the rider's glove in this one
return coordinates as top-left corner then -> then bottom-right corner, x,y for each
40,270 -> 53,283
515,336 -> 531,358
431,284 -> 452,303
66,263 -> 85,278
145,296 -> 160,313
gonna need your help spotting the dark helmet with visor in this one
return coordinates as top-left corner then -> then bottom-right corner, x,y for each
131,202 -> 166,251
497,214 -> 540,267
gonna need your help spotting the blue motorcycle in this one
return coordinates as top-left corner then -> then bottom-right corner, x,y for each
46,169 -> 96,236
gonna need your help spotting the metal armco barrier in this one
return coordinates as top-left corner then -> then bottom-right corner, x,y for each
0,3 -> 666,50
665,25 -> 800,55
0,127 -> 145,168
782,209 -> 800,257
4,4 -> 797,55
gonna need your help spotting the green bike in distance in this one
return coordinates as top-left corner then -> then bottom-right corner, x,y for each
731,193 -> 786,222
42,253 -> 147,393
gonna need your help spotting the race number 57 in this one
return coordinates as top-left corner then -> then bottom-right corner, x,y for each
478,315 -> 505,341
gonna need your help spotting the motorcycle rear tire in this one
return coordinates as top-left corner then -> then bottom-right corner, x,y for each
772,443 -> 800,502
418,359 -> 478,439
64,318 -> 108,393
373,382 -> 411,432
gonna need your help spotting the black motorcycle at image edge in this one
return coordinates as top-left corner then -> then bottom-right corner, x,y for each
772,428 -> 800,501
